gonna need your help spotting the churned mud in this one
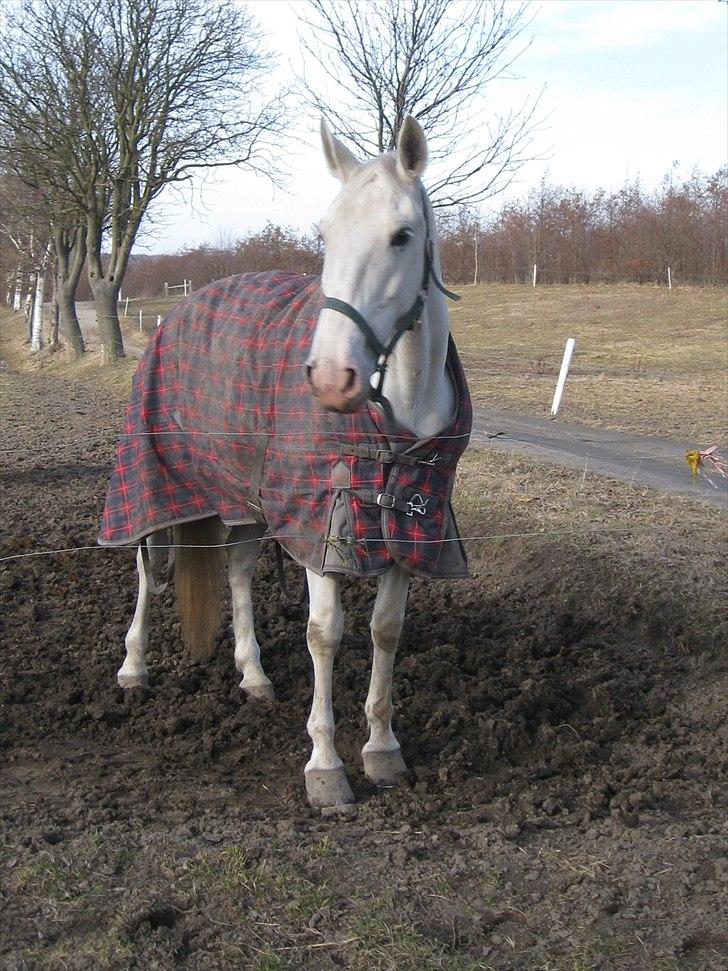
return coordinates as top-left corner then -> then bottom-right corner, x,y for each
1,362 -> 726,970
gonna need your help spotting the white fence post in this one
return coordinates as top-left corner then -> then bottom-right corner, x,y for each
532,263 -> 537,287
551,338 -> 576,417
139,310 -> 143,333
124,296 -> 129,317
164,282 -> 168,298
667,266 -> 672,291
156,314 -> 162,328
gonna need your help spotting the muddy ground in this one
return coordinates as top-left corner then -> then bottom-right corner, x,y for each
1,360 -> 727,971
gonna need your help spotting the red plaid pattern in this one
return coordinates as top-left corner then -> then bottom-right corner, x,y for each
99,272 -> 471,577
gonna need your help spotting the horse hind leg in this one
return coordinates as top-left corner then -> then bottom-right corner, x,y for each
362,565 -> 410,787
117,530 -> 171,689
228,524 -> 274,703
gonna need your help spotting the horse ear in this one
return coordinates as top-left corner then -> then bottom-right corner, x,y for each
396,116 -> 428,181
320,119 -> 360,182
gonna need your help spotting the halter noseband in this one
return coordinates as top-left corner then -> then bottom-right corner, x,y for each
321,186 -> 460,419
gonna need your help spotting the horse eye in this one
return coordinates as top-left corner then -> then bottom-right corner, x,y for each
390,228 -> 412,249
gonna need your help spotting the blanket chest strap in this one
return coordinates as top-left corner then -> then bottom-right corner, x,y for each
340,444 -> 434,466
346,488 -> 430,517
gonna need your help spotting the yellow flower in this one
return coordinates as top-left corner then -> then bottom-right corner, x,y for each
685,450 -> 701,479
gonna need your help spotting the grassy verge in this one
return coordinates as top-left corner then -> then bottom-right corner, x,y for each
0,307 -> 138,398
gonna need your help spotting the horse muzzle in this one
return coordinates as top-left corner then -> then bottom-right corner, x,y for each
306,361 -> 368,413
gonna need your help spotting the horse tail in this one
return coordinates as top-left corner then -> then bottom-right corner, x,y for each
172,518 -> 225,660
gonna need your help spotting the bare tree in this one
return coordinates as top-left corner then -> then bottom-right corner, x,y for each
0,0 -> 286,362
298,0 -> 540,208
0,174 -> 54,347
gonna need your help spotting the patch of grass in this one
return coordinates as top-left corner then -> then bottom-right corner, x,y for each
450,283 -> 727,440
182,844 -> 334,923
569,935 -> 631,970
481,867 -> 502,893
13,853 -> 87,901
14,928 -> 141,969
348,914 -> 488,971
252,946 -> 294,970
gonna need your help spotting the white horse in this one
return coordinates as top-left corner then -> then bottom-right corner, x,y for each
116,117 -> 462,809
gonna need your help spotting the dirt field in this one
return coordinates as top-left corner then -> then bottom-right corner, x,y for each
1,338 -> 727,970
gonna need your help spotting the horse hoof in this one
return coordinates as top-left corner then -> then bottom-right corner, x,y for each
305,767 -> 354,808
363,748 -> 409,788
241,680 -> 276,704
117,671 -> 149,689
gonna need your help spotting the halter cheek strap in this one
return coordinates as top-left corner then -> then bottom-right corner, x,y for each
321,186 -> 460,419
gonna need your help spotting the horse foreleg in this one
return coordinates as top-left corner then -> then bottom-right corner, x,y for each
228,525 -> 274,703
362,564 -> 410,787
304,570 -> 353,807
117,531 -> 170,688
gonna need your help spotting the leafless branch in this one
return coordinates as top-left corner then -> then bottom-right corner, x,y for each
297,0 -> 542,207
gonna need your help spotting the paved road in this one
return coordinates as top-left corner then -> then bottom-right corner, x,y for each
76,303 -> 726,510
472,409 -> 727,509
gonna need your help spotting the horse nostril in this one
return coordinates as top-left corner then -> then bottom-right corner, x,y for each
341,368 -> 357,393
306,364 -> 315,386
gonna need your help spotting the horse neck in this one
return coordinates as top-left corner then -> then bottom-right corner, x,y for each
385,193 -> 454,438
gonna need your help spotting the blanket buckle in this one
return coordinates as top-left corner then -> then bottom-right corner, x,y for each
406,494 -> 429,516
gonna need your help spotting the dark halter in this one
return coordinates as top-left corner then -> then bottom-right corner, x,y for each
321,186 -> 460,419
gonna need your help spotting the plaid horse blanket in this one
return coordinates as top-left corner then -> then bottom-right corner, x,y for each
99,271 -> 471,577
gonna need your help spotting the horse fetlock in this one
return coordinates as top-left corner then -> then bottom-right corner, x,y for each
362,747 -> 409,788
364,695 -> 391,724
305,766 -> 354,808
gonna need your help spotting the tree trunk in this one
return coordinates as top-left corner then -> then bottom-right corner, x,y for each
50,288 -> 60,350
52,224 -> 87,358
30,267 -> 45,351
24,282 -> 34,343
57,282 -> 86,358
91,278 -> 125,362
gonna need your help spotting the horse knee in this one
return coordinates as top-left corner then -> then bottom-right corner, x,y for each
370,617 -> 402,654
307,616 -> 343,656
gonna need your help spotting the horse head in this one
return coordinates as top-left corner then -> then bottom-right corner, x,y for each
306,116 -> 431,414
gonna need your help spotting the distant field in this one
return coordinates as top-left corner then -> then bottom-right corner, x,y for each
4,283 -> 726,442
449,284 -> 727,443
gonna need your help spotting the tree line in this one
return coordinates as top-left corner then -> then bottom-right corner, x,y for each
441,167 -> 727,286
1,0 -> 538,362
67,166 -> 726,301
2,0 -> 724,365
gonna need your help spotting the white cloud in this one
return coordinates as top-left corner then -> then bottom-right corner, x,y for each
533,0 -> 724,54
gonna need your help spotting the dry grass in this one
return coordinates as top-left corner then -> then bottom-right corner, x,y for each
119,294 -> 180,335
449,284 -> 727,441
0,307 -> 138,398
5,284 -> 726,442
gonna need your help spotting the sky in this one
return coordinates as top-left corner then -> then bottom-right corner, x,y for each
147,0 -> 727,254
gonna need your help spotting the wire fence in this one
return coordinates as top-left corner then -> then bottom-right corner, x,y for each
0,521 -> 717,565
